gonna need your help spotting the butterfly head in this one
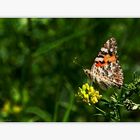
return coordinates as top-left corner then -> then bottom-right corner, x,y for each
83,69 -> 93,80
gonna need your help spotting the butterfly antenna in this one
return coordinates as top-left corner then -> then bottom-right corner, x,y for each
73,57 -> 85,69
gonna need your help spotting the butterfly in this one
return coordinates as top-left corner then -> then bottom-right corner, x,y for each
84,37 -> 124,90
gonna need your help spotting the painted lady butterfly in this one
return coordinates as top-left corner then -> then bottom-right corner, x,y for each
84,37 -> 124,89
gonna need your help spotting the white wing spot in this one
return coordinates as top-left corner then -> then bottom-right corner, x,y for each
101,48 -> 108,53
95,57 -> 103,62
110,48 -> 113,52
106,40 -> 109,44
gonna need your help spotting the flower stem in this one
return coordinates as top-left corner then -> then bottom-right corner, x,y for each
95,106 -> 106,115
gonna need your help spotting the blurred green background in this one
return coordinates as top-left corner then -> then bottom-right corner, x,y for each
0,18 -> 140,122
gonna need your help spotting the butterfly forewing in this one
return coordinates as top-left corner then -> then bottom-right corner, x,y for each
86,37 -> 123,89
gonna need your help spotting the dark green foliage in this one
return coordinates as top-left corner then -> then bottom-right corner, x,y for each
0,18 -> 140,121
91,76 -> 140,122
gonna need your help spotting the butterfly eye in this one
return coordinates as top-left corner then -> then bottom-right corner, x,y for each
86,70 -> 89,75
86,71 -> 90,76
84,69 -> 91,77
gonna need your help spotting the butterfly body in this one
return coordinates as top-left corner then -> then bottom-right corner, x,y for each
84,37 -> 123,90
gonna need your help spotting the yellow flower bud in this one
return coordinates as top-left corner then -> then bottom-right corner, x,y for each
91,96 -> 98,104
85,83 -> 89,90
81,90 -> 86,95
89,86 -> 94,92
82,84 -> 86,90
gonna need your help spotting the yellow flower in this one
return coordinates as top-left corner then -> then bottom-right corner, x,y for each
77,83 -> 102,105
12,105 -> 22,114
2,101 -> 11,114
91,96 -> 98,104
89,86 -> 94,93
1,101 -> 11,117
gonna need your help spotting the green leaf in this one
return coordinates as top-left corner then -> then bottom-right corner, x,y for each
62,81 -> 75,122
26,106 -> 52,122
93,113 -> 104,117
33,25 -> 95,57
